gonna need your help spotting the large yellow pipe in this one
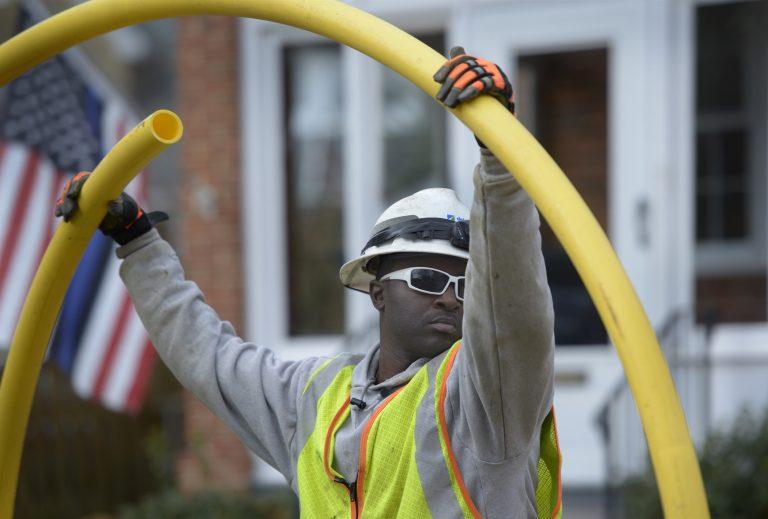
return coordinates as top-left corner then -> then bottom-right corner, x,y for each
0,110 -> 182,518
0,1 -> 709,517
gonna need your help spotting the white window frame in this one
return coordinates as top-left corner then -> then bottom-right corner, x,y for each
240,22 -> 343,360
690,0 -> 768,276
239,5 -> 452,360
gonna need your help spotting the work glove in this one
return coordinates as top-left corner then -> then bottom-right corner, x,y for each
434,46 -> 515,112
55,171 -> 168,246
433,46 -> 515,148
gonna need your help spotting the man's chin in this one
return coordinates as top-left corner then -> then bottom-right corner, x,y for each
419,335 -> 460,360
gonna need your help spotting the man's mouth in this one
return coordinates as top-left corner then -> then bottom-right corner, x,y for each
430,316 -> 458,334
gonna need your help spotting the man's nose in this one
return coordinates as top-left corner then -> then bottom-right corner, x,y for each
434,283 -> 461,309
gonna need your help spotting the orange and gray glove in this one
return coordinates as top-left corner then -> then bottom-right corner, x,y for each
433,46 -> 515,112
433,46 -> 515,148
55,171 -> 168,246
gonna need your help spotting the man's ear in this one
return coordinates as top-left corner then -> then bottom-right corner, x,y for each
369,280 -> 385,311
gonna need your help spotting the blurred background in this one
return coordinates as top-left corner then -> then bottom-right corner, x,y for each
0,0 -> 767,517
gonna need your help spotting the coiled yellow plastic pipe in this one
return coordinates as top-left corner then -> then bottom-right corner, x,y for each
0,1 -> 709,517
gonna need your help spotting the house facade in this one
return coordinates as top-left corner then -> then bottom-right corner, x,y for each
174,0 -> 767,510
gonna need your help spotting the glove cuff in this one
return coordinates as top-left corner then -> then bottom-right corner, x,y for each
108,211 -> 169,246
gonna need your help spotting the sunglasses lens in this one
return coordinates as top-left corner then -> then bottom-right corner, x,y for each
411,268 -> 450,294
456,278 -> 465,300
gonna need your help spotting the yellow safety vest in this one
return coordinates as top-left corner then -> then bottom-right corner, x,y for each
295,342 -> 562,518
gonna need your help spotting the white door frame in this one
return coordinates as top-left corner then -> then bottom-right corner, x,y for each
455,0 -> 671,487
463,0 -> 665,324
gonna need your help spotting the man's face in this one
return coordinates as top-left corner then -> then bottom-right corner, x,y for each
369,253 -> 467,361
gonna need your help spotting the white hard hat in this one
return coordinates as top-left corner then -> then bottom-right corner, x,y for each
340,188 -> 470,293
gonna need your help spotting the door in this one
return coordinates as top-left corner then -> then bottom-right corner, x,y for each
457,0 -> 662,487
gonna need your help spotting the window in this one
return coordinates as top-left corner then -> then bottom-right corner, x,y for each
696,128 -> 749,241
695,1 -> 766,249
283,44 -> 345,336
268,32 -> 449,341
694,1 -> 767,323
382,34 -> 448,204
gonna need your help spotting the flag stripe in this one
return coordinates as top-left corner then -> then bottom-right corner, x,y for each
92,296 -> 133,399
40,172 -> 64,257
102,309 -> 149,411
0,159 -> 53,341
0,145 -> 26,340
0,141 -> 16,251
0,152 -> 41,301
48,232 -> 113,371
125,341 -> 155,414
38,172 -> 68,364
71,256 -> 123,397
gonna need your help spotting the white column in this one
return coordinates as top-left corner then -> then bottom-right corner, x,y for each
342,47 -> 383,352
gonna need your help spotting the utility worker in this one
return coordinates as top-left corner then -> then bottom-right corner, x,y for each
56,47 -> 561,518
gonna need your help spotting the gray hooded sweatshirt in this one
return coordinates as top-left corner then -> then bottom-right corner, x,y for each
117,148 -> 555,518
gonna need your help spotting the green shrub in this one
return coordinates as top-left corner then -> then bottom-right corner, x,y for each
117,488 -> 296,519
115,420 -> 299,519
622,407 -> 768,519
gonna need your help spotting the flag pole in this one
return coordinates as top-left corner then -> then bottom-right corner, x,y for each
0,110 -> 182,518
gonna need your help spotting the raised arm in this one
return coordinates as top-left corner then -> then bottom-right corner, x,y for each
56,176 -> 324,482
459,150 -> 555,461
117,230 -> 325,479
434,47 -> 555,461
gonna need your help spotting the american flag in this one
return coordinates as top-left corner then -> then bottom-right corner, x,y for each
0,9 -> 155,414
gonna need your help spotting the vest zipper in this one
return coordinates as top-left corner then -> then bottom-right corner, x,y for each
326,386 -> 404,517
323,398 -> 358,517
334,476 -> 358,517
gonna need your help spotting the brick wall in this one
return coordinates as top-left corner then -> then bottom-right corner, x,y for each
522,48 -> 609,240
176,16 -> 250,493
696,274 -> 767,324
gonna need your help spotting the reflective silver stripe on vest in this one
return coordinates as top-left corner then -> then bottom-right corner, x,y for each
414,351 -> 469,518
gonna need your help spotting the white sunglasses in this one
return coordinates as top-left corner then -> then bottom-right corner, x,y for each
380,267 -> 466,302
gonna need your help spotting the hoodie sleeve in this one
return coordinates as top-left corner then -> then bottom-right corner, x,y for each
454,148 -> 555,461
116,229 -> 327,481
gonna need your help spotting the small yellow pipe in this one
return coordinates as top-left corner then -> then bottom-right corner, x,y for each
0,1 -> 709,517
0,110 -> 182,518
